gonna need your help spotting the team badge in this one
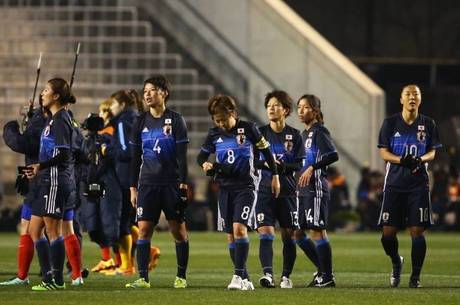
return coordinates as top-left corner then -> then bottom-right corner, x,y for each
163,118 -> 172,136
284,134 -> 293,152
417,125 -> 426,143
236,128 -> 246,145
308,132 -> 313,137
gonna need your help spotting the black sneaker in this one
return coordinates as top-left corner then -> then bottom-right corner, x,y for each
409,277 -> 421,288
259,273 -> 275,288
390,256 -> 404,288
314,276 -> 336,288
307,271 -> 320,287
81,268 -> 89,279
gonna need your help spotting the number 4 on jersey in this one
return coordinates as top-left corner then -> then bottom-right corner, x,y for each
153,139 -> 161,154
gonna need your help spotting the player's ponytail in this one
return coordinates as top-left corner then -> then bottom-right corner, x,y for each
297,94 -> 324,124
110,89 -> 141,110
47,78 -> 73,106
207,94 -> 238,119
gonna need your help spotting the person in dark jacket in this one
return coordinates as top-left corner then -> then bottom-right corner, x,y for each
0,98 -> 46,286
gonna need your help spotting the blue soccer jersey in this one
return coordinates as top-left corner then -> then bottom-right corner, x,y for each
298,122 -> 337,197
258,124 -> 304,197
38,109 -> 73,185
200,119 -> 270,190
130,108 -> 189,186
378,113 -> 442,192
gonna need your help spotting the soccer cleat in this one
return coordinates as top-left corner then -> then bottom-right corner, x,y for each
125,278 -> 151,289
280,276 -> 293,289
173,276 -> 187,288
31,280 -> 66,291
259,273 -> 275,288
71,277 -> 84,286
409,277 -> 421,288
91,259 -> 116,272
103,266 -> 135,276
307,271 -> 320,287
314,276 -> 336,288
227,275 -> 244,290
242,279 -> 255,291
0,277 -> 30,286
148,247 -> 161,271
390,256 -> 404,288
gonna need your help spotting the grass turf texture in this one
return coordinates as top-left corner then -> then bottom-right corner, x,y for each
0,232 -> 459,305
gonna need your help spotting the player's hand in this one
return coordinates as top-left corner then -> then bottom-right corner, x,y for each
202,162 -> 213,172
298,166 -> 314,187
271,174 -> 281,198
411,156 -> 423,173
130,187 -> 138,208
24,164 -> 39,179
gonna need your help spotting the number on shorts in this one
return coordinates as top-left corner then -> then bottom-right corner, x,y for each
153,139 -> 161,154
419,208 -> 428,222
306,208 -> 313,223
227,149 -> 235,164
291,211 -> 299,226
241,206 -> 250,220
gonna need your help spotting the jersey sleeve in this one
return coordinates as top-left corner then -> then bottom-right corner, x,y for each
427,119 -> 442,150
317,127 -> 337,157
129,115 -> 143,147
200,129 -> 215,154
53,117 -> 71,149
249,122 -> 270,150
377,119 -> 391,148
174,115 -> 189,144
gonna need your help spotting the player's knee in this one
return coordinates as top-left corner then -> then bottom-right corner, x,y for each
233,223 -> 248,238
294,229 -> 306,241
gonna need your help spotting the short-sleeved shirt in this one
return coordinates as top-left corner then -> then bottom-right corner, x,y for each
200,119 -> 269,190
298,122 -> 337,197
378,113 -> 442,192
131,108 -> 189,186
258,124 -> 304,197
38,108 -> 73,185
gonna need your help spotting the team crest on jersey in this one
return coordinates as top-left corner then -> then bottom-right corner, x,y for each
43,125 -> 51,137
284,134 -> 293,152
308,132 -> 313,137
236,128 -> 246,145
163,118 -> 172,136
417,125 -> 426,143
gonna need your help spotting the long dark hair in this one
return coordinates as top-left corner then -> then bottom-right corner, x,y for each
47,78 -> 73,106
110,89 -> 143,112
297,94 -> 324,124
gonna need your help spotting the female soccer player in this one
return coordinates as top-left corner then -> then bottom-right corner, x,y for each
197,94 -> 281,291
296,94 -> 339,288
377,85 -> 441,288
24,78 -> 75,290
255,90 -> 304,289
126,75 -> 189,289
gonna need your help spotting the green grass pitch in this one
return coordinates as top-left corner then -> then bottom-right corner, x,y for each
0,231 -> 459,305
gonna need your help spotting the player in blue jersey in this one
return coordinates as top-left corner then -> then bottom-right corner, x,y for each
24,78 -> 75,291
254,90 -> 304,289
296,94 -> 339,288
126,76 -> 190,289
377,85 -> 441,288
197,94 -> 281,290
